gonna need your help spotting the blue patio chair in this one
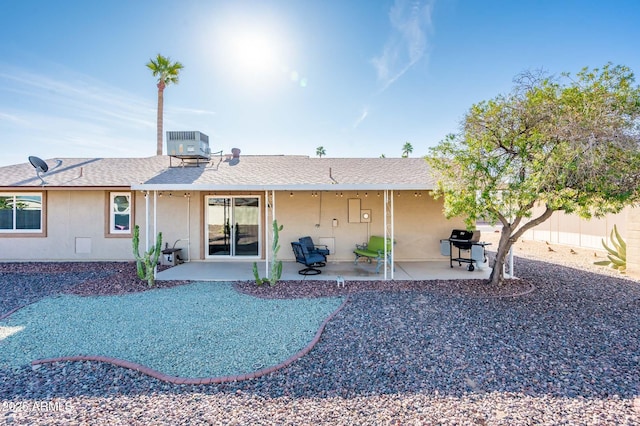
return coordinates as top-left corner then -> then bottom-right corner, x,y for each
291,242 -> 326,275
298,236 -> 329,266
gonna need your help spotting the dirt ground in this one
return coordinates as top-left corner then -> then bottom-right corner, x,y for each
479,228 -> 629,279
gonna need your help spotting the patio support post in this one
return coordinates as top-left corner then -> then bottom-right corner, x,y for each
153,190 -> 158,278
382,190 -> 395,280
391,190 -> 394,280
384,190 -> 388,280
145,191 -> 150,252
153,190 -> 157,244
265,190 -> 276,278
265,190 -> 269,277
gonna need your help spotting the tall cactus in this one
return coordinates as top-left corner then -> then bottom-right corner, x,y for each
253,220 -> 283,286
133,225 -> 163,286
269,219 -> 284,284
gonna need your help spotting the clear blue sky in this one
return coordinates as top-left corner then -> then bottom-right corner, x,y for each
1,0 -> 639,166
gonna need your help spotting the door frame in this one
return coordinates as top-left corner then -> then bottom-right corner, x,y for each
204,195 -> 262,260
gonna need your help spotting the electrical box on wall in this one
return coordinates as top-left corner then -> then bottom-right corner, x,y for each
361,209 -> 371,223
348,198 -> 361,223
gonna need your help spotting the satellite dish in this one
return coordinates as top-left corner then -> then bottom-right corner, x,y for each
29,156 -> 48,173
28,156 -> 62,185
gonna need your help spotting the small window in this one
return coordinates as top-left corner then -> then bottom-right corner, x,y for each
110,192 -> 131,234
0,193 -> 43,233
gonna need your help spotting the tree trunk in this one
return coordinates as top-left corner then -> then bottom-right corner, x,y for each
488,224 -> 515,285
156,81 -> 165,156
488,205 -> 555,285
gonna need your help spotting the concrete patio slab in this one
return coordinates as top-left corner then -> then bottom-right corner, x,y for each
156,259 -> 492,282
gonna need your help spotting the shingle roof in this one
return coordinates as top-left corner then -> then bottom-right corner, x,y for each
0,157 -> 168,189
0,155 -> 437,190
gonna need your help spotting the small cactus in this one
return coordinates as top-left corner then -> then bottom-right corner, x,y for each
594,224 -> 626,273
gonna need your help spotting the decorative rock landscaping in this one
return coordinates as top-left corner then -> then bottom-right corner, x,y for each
1,250 -> 639,425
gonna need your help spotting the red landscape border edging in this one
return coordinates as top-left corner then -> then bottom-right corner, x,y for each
30,297 -> 350,385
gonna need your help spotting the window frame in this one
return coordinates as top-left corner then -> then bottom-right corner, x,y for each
107,191 -> 134,237
0,192 -> 46,237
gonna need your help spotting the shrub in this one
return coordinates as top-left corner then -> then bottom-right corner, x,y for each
594,224 -> 626,273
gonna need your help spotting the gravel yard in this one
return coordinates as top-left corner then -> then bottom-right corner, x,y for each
1,240 -> 639,425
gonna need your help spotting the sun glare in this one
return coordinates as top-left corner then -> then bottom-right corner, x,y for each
211,13 -> 304,92
229,31 -> 281,74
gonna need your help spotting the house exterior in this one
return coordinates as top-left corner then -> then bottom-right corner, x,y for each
0,154 -> 465,271
4,150 -> 636,279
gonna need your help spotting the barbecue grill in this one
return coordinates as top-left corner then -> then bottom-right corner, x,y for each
440,229 -> 491,271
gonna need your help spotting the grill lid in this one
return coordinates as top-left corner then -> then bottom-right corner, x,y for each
449,229 -> 480,242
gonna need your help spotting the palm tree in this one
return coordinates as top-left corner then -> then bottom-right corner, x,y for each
401,142 -> 413,158
147,54 -> 184,156
316,146 -> 326,158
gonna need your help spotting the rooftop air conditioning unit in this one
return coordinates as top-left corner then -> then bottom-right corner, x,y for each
166,131 -> 211,160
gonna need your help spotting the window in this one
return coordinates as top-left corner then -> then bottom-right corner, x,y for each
110,192 -> 131,234
0,193 -> 43,233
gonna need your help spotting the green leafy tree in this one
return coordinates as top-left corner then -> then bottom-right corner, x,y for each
402,142 -> 413,158
379,154 -> 386,158
316,146 -> 326,158
147,54 -> 184,156
428,64 -> 640,285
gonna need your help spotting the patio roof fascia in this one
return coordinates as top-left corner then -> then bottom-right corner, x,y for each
130,183 -> 434,192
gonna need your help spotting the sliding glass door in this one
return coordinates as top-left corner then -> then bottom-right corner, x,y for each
206,196 -> 260,258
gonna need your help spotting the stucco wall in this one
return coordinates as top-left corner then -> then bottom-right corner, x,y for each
147,190 -> 466,262
627,207 -> 640,278
0,189 -> 468,263
0,190 -> 134,261
522,205 -> 629,250
271,191 -> 465,262
521,204 -> 640,279
147,191 -> 201,262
